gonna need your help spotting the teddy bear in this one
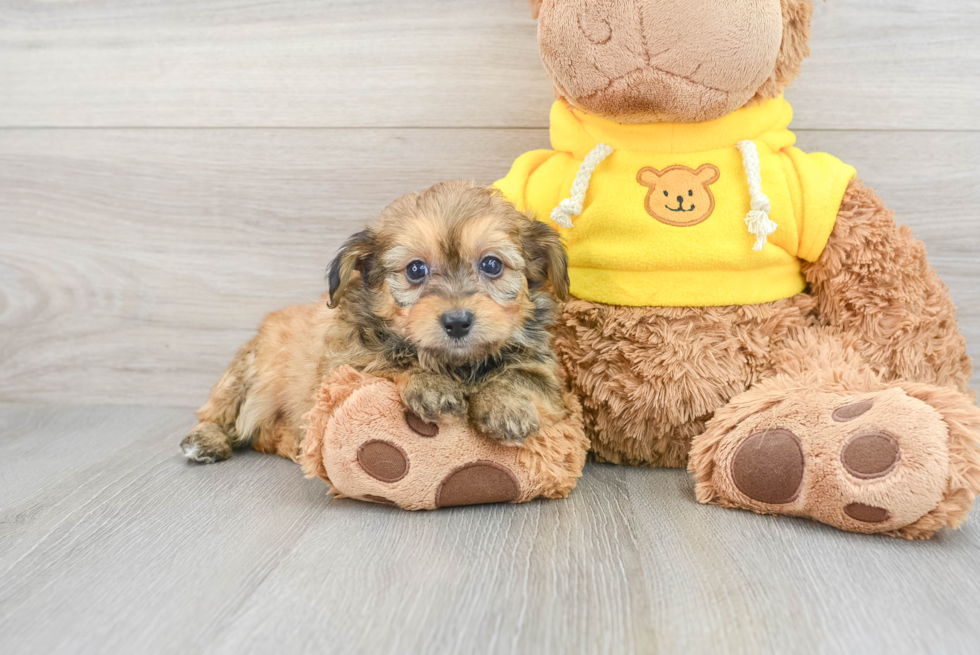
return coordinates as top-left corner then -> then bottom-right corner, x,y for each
488,0 -> 980,539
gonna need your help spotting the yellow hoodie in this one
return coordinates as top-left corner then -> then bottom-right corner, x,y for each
495,97 -> 856,307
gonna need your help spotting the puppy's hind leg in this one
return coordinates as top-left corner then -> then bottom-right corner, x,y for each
181,342 -> 253,464
181,422 -> 233,464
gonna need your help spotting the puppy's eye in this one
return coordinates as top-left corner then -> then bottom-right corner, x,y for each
663,190 -> 669,197
405,260 -> 429,283
479,256 -> 504,279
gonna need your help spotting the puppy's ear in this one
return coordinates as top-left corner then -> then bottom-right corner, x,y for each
529,0 -> 543,20
522,219 -> 570,301
326,229 -> 376,308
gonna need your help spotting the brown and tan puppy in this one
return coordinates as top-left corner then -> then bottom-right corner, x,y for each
181,181 -> 570,464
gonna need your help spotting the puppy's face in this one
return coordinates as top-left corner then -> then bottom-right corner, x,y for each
328,182 -> 568,364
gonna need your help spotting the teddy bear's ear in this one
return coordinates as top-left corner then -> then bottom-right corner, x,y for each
755,0 -> 814,99
529,0 -> 543,20
695,164 -> 721,185
636,167 -> 662,188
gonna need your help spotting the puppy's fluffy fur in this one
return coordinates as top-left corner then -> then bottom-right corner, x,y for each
181,181 -> 570,463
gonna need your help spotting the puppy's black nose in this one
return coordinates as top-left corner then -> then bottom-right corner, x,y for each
441,310 -> 474,340
676,195 -> 685,204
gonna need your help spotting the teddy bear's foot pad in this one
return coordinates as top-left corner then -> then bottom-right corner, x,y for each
730,429 -> 804,505
303,366 -> 588,510
700,387 -> 955,534
730,427 -> 900,523
434,462 -> 521,508
314,380 -> 555,510
357,440 -> 410,483
348,416 -> 524,508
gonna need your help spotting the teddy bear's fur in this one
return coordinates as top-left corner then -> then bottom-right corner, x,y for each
528,0 -> 980,538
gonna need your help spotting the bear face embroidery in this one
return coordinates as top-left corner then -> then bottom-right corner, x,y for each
636,164 -> 721,227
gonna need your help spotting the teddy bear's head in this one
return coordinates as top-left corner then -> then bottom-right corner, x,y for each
530,0 -> 813,124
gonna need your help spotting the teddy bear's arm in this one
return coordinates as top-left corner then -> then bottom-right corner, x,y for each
801,179 -> 972,392
493,149 -> 562,215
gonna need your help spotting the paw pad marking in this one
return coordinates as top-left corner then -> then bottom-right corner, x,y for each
832,399 -> 874,422
404,410 -> 439,438
731,429 -> 805,505
841,432 -> 900,480
844,503 -> 890,523
435,461 -> 520,508
357,440 -> 409,483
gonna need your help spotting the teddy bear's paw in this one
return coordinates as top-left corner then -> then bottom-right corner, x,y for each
317,382 -> 535,510
343,417 -> 523,509
697,387 -> 960,536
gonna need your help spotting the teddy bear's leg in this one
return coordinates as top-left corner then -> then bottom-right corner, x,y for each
552,296 -> 815,468
301,367 -> 588,510
690,179 -> 980,538
689,328 -> 980,539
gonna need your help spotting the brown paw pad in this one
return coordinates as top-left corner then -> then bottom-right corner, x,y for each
832,399 -> 874,422
844,503 -> 891,523
841,432 -> 900,480
435,461 -> 520,508
357,440 -> 409,483
404,410 -> 439,437
731,429 -> 804,505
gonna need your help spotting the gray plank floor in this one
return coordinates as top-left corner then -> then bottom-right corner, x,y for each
2,0 -> 980,653
2,404 -> 980,655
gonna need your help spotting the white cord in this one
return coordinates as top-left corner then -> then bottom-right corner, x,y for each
736,140 -> 777,251
550,143 -> 614,228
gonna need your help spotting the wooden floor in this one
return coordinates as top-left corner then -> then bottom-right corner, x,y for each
4,404 -> 980,655
1,1 -> 979,653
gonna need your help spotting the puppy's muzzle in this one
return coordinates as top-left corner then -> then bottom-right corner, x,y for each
441,310 -> 474,340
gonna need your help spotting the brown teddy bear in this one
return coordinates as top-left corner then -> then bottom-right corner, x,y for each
492,0 -> 980,539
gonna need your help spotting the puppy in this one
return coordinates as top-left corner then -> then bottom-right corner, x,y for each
181,181 -> 570,464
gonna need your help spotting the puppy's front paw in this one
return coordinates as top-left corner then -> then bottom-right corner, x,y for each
471,393 -> 540,444
402,375 -> 467,423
